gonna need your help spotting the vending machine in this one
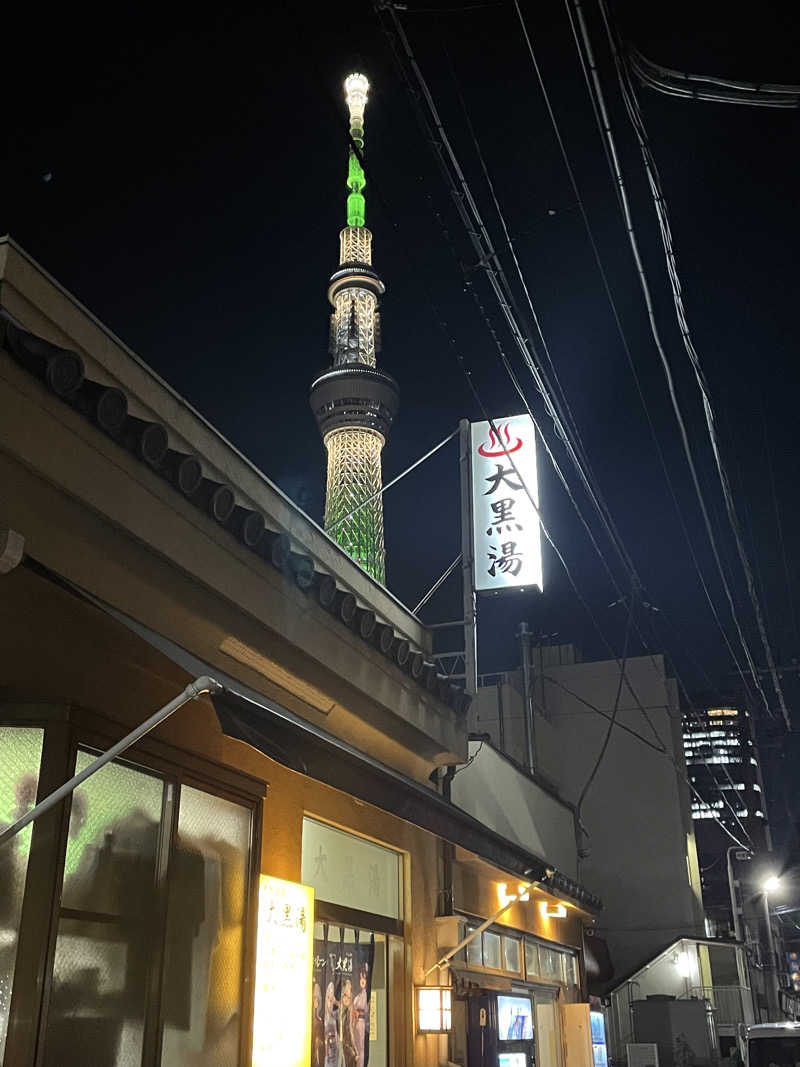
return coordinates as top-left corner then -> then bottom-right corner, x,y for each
590,1010 -> 608,1067
496,993 -> 535,1067
467,991 -> 537,1067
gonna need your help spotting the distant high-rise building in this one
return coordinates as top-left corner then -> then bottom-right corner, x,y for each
683,701 -> 770,934
309,74 -> 399,583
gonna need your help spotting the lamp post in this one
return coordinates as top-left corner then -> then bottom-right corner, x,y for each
762,876 -> 781,1020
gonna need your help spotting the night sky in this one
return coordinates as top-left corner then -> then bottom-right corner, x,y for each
3,4 -> 799,836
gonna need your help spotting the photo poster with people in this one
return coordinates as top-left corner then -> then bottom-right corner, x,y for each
312,926 -> 375,1067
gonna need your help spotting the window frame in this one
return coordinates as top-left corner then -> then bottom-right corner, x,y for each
0,702 -> 265,1067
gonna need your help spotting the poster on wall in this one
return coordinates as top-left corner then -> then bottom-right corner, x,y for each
469,414 -> 543,595
312,928 -> 375,1067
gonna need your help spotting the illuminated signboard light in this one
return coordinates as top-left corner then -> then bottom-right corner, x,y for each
253,875 -> 315,1067
470,415 -> 543,596
540,901 -> 567,919
498,882 -> 531,907
417,986 -> 453,1032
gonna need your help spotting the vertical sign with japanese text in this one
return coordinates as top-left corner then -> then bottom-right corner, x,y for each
252,875 -> 315,1067
470,415 -> 543,594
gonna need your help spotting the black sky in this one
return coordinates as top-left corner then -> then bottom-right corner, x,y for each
3,3 -> 799,755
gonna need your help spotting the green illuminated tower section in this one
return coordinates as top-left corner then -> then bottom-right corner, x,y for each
310,74 -> 399,583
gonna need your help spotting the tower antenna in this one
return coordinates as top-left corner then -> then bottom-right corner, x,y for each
309,73 -> 399,583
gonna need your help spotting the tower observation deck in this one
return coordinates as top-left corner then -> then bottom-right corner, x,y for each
309,73 -> 399,584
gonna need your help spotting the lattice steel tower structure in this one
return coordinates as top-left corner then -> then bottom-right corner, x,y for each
310,73 -> 399,583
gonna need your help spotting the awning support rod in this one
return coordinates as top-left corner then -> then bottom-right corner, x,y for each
0,676 -> 221,847
422,872 -> 552,978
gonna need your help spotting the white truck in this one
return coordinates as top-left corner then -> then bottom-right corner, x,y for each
740,1023 -> 800,1067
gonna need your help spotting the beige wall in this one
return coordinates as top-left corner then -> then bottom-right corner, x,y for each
470,655 -> 705,983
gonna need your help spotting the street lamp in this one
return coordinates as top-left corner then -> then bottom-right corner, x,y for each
764,876 -> 781,893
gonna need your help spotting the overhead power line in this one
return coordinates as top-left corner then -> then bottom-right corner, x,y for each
375,0 -> 643,600
511,0 -> 756,703
435,7 -> 762,834
576,578 -> 637,869
509,0 -> 772,734
564,0 -> 781,726
595,0 -> 792,733
629,48 -> 800,110
540,664 -> 754,854
326,12 -> 757,837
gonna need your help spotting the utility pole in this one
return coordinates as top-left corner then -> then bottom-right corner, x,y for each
727,846 -> 756,1022
459,419 -> 478,697
762,883 -> 782,1019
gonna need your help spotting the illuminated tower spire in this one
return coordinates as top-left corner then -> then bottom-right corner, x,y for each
310,73 -> 399,583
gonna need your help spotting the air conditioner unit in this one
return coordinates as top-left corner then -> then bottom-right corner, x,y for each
627,1043 -> 659,1067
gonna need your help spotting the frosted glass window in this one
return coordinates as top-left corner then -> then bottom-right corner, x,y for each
466,927 -> 482,966
540,946 -> 560,980
483,931 -> 502,969
43,752 -> 164,1067
503,936 -> 521,973
161,785 -> 251,1067
301,818 -> 402,920
525,940 -> 540,979
559,952 -> 578,987
0,727 -> 44,1061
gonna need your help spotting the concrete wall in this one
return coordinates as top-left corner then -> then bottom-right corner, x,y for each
451,741 -> 578,879
469,653 -> 705,984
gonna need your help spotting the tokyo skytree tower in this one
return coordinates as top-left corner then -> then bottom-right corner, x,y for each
309,73 -> 399,584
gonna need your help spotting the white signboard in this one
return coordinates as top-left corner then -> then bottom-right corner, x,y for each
252,875 -> 314,1067
470,415 -> 543,594
301,816 -> 402,920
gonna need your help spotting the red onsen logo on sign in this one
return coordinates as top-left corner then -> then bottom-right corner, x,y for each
477,423 -> 523,457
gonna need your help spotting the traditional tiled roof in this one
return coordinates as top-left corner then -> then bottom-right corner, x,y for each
0,315 -> 472,716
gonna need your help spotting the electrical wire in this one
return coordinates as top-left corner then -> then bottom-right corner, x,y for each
383,1 -> 764,780
312,18 -> 754,838
510,0 -> 766,821
374,5 -> 679,739
595,0 -> 792,732
377,0 -> 643,601
629,48 -> 800,110
451,739 -> 484,776
441,36 -> 593,490
576,578 -> 637,840
511,0 -> 757,715
565,0 -> 776,723
542,666 -> 753,853
388,5 -> 761,828
761,391 -> 800,654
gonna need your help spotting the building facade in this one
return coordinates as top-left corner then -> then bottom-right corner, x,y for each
682,700 -> 770,936
0,237 -> 599,1067
467,645 -> 706,987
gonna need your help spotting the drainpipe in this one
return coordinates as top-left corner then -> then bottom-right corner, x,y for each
0,676 -> 222,847
438,766 -> 457,916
